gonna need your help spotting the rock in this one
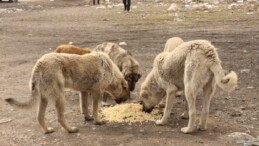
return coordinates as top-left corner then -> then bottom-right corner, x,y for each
96,5 -> 106,9
0,118 -> 13,124
230,110 -> 242,117
225,96 -> 231,100
167,3 -> 178,12
119,42 -> 127,46
227,132 -> 255,144
240,106 -> 246,110
68,42 -> 73,45
247,86 -> 255,89
252,141 -> 259,146
139,129 -> 144,133
240,69 -> 250,73
107,5 -> 113,9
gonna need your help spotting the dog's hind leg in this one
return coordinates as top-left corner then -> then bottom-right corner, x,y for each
156,87 -> 177,125
181,83 -> 198,134
198,76 -> 216,131
56,94 -> 79,133
80,91 -> 93,122
37,98 -> 54,134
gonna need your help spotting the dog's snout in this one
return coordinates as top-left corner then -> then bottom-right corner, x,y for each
142,104 -> 154,113
115,98 -> 123,104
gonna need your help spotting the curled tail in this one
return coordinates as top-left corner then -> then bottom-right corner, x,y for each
5,66 -> 41,109
210,63 -> 238,92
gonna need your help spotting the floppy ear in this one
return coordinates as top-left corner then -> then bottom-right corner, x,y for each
136,73 -> 142,80
122,80 -> 128,90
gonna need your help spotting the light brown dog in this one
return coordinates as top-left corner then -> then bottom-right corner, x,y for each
55,44 -> 132,106
159,37 -> 185,109
140,40 -> 237,134
55,44 -> 92,55
94,42 -> 141,92
5,52 -> 129,134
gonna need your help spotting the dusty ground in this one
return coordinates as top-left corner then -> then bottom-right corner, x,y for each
0,0 -> 258,145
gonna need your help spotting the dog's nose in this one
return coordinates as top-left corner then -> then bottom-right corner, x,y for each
115,98 -> 123,104
142,105 -> 154,113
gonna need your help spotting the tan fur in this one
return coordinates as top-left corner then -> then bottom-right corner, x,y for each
94,42 -> 142,92
55,44 -> 92,55
140,40 -> 238,134
163,37 -> 184,52
5,52 -> 129,134
159,37 -> 185,109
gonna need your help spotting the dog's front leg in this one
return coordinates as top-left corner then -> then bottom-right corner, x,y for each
156,88 -> 177,125
80,91 -> 94,122
92,91 -> 105,125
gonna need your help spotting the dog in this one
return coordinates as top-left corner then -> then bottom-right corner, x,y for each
55,44 -> 92,55
5,52 -> 130,134
140,40 -> 238,134
94,42 -> 141,92
159,37 -> 185,108
55,44 -> 133,106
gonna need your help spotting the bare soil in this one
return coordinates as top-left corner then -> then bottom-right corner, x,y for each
0,0 -> 258,145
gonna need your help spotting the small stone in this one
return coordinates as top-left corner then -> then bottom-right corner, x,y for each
230,110 -> 242,117
225,96 -> 231,100
139,129 -> 144,133
247,86 -> 255,89
240,69 -> 250,73
119,42 -> 127,46
240,106 -> 246,110
68,42 -> 73,45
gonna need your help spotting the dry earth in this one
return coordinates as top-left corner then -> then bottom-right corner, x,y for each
0,0 -> 258,145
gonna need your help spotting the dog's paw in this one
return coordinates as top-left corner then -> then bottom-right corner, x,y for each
155,120 -> 166,126
180,127 -> 195,134
84,116 -> 94,122
198,124 -> 207,131
101,101 -> 111,106
68,127 -> 79,133
94,120 -> 106,125
44,127 -> 55,134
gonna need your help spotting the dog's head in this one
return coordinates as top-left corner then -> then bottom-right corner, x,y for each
107,78 -> 130,104
139,74 -> 166,113
125,73 -> 141,91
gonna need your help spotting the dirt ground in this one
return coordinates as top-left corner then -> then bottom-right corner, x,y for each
0,0 -> 258,145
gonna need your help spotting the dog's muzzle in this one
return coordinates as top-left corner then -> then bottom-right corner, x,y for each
142,104 -> 154,113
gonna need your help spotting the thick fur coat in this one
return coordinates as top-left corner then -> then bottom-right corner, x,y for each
140,40 -> 238,134
5,52 -> 129,134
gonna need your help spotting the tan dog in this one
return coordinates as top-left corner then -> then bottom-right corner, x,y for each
55,44 -> 92,55
55,44 -> 132,106
94,42 -> 141,92
5,52 -> 129,134
140,40 -> 237,134
159,37 -> 185,108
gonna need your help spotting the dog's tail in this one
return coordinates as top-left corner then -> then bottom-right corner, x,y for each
210,63 -> 238,93
5,65 -> 41,109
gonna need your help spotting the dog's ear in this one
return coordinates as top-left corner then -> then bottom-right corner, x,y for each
122,80 -> 128,90
136,73 -> 142,81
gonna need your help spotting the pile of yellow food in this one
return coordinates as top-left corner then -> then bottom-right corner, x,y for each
100,103 -> 161,123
